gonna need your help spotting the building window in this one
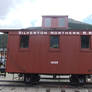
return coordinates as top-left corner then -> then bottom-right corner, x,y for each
81,36 -> 90,48
45,18 -> 51,27
50,36 -> 59,48
58,18 -> 66,27
20,35 -> 29,48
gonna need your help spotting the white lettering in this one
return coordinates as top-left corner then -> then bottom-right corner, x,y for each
30,32 -> 32,34
89,32 -> 92,35
24,32 -> 26,35
50,32 -> 54,34
37,32 -> 40,34
65,32 -> 68,35
69,32 -> 72,35
33,32 -> 36,35
62,32 -> 64,34
50,61 -> 58,64
83,32 -> 86,35
19,31 -> 22,35
44,32 -> 47,34
73,32 -> 76,35
18,31 -> 87,36
54,32 -> 58,34
58,32 -> 61,35
40,32 -> 44,34
26,32 -> 29,34
77,32 -> 80,35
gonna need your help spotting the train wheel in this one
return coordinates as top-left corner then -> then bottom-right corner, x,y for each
78,75 -> 86,84
24,74 -> 40,84
70,75 -> 86,85
24,74 -> 32,84
31,74 -> 40,84
70,75 -> 78,85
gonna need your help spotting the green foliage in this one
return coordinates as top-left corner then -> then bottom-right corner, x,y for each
0,34 -> 8,48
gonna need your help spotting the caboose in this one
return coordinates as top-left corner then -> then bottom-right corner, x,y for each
3,16 -> 92,84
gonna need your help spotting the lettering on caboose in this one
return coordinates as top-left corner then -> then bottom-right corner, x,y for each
18,31 -> 92,35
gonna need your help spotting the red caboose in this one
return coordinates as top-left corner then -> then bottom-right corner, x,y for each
6,16 -> 92,84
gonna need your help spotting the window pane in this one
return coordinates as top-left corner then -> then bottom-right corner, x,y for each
20,35 -> 29,48
50,36 -> 59,48
81,36 -> 90,48
45,18 -> 51,27
58,18 -> 66,27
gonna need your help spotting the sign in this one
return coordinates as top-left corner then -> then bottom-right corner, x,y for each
18,31 -> 92,35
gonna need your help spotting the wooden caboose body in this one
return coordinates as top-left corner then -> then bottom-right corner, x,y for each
4,16 -> 92,84
6,30 -> 92,75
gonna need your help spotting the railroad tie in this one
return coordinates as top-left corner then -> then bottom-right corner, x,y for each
61,90 -> 65,92
46,88 -> 50,92
75,90 -> 80,92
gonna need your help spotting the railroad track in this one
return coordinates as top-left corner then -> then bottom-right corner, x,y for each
0,80 -> 92,88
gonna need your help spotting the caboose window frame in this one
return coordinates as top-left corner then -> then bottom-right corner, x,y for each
50,35 -> 60,48
58,17 -> 66,27
44,18 -> 51,27
20,35 -> 29,48
81,35 -> 90,49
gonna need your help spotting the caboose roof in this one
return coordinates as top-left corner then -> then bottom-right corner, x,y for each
0,18 -> 92,32
26,18 -> 92,31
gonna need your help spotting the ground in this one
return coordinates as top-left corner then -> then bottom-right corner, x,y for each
0,74 -> 92,92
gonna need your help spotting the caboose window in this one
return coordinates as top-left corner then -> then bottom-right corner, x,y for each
58,18 -> 66,27
81,36 -> 90,48
50,36 -> 59,48
20,35 -> 29,48
45,18 -> 51,27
